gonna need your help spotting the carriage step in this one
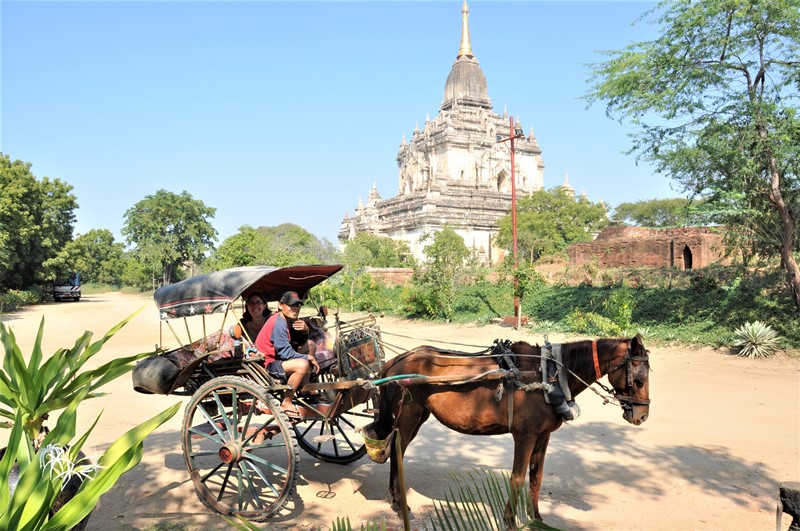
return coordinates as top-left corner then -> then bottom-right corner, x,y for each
312,434 -> 336,443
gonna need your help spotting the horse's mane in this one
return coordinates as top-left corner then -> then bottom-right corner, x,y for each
562,338 -> 626,377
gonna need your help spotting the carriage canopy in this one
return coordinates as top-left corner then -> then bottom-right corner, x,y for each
153,264 -> 343,320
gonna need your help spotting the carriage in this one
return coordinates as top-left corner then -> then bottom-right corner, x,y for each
132,264 -> 652,526
132,264 -> 385,521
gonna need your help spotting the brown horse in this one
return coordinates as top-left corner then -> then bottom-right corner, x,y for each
370,336 -> 650,525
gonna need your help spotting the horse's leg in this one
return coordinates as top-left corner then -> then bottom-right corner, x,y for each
527,433 -> 552,521
388,392 -> 431,515
503,431 -> 536,528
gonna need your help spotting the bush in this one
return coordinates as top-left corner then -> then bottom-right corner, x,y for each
0,289 -> 40,312
564,310 -> 623,336
603,287 -> 634,330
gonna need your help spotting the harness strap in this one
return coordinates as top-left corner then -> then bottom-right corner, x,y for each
592,340 -> 602,380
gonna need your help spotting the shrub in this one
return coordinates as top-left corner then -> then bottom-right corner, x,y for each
732,321 -> 781,358
0,289 -> 40,312
565,310 -> 623,336
603,287 -> 634,330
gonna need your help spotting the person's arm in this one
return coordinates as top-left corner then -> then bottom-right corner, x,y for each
271,317 -> 306,360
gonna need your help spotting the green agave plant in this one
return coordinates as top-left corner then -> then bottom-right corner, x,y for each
732,320 -> 781,358
0,312 -> 180,530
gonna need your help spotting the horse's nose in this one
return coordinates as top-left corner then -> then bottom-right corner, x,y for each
638,413 -> 649,424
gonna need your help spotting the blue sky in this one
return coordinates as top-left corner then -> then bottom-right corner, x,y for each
1,0 -> 674,246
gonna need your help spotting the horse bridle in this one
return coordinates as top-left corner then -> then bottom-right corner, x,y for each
599,343 -> 651,411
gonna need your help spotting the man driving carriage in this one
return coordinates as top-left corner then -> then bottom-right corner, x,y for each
255,291 -> 320,418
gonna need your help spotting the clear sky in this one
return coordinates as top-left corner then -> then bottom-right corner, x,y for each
1,0 -> 675,246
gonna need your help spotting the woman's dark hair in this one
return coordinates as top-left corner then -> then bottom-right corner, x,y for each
242,292 -> 271,323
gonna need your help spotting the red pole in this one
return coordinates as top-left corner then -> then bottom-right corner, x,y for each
509,117 -> 519,327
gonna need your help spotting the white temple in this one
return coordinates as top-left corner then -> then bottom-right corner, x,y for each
339,1 -> 545,264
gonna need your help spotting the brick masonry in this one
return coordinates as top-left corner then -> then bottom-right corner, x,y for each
568,226 -> 728,269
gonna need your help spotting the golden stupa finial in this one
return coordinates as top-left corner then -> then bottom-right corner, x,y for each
457,0 -> 474,59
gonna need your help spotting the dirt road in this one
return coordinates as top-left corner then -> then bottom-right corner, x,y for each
1,292 -> 798,530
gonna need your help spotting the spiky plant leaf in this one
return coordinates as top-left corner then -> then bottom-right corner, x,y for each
428,468 -> 562,531
732,321 -> 781,358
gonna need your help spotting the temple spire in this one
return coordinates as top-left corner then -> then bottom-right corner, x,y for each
457,0 -> 474,59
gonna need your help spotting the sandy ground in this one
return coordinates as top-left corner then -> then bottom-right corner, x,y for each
1,291 -> 798,531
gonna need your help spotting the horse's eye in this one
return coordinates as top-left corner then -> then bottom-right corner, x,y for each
634,379 -> 644,388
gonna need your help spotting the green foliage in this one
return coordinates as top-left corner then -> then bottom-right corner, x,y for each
603,287 -> 634,330
564,310 -> 623,337
0,153 -> 78,290
0,401 -> 179,531
0,310 -> 155,442
732,321 -> 781,358
43,229 -> 126,286
496,188 -> 608,264
330,517 -> 387,531
0,313 -> 180,530
405,227 -> 472,319
342,232 -> 415,268
586,0 -> 800,310
122,189 -> 217,286
612,197 -> 709,227
207,224 -> 339,270
0,289 -> 41,313
428,468 -> 562,531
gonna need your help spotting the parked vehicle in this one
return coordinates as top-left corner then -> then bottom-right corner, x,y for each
52,272 -> 82,301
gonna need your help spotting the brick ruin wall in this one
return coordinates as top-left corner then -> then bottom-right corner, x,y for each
569,227 -> 728,269
364,267 -> 414,286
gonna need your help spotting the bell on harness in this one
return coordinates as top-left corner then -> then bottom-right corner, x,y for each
546,357 -> 581,421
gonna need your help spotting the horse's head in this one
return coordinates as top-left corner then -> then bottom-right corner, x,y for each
606,334 -> 650,426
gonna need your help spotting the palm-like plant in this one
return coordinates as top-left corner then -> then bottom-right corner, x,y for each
0,312 -> 180,530
732,321 -> 781,358
428,469 -> 561,531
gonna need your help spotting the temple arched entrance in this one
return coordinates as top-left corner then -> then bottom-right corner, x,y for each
683,245 -> 693,270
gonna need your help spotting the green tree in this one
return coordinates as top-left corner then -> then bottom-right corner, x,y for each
43,229 -> 126,285
407,227 -> 471,319
0,153 -> 78,290
257,224 -> 339,265
343,232 -> 414,268
612,197 -> 710,227
122,190 -> 217,286
207,224 -> 339,270
587,0 -> 800,311
497,187 -> 608,264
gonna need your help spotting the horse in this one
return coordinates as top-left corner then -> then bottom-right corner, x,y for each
369,336 -> 651,526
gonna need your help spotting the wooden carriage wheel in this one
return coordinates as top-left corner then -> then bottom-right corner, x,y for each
292,372 -> 375,464
181,376 -> 298,521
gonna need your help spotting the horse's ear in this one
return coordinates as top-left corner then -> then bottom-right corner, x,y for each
631,333 -> 644,351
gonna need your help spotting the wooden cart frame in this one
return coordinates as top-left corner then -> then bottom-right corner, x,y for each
136,265 -> 385,521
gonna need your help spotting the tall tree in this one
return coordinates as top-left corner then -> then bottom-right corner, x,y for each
409,226 -> 471,319
122,190 -> 217,286
612,198 -> 709,227
342,232 -> 415,269
587,0 -> 800,310
497,187 -> 608,264
43,229 -> 126,285
207,224 -> 339,270
0,153 -> 78,289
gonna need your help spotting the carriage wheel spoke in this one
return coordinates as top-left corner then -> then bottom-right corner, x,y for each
215,462 -> 235,502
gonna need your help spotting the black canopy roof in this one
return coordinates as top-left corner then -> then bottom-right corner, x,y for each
153,264 -> 343,320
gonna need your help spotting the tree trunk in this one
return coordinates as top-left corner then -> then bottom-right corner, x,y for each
764,141 -> 800,313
